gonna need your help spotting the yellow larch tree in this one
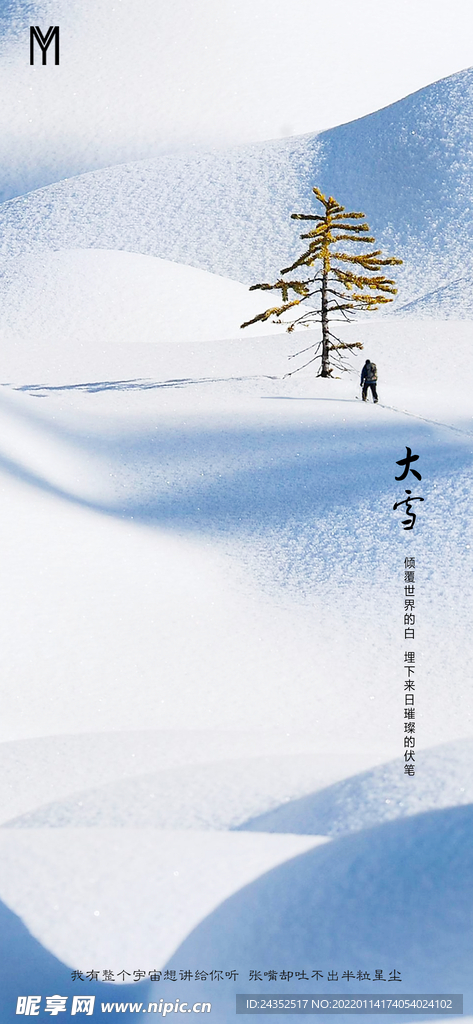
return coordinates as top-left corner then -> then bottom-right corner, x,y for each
241,187 -> 402,377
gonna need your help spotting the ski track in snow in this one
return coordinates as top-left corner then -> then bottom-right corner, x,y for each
378,402 -> 473,437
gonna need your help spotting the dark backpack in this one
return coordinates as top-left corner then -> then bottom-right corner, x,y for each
368,361 -> 377,380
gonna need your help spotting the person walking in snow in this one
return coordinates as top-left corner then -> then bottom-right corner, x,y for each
360,359 -> 378,403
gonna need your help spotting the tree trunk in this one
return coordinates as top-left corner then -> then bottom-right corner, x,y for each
320,266 -> 330,376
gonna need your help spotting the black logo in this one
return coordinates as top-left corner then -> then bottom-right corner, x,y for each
30,26 -> 60,65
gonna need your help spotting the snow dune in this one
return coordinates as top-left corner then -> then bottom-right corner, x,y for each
0,68 -> 472,310
0,896 -> 146,1021
0,829 -> 329,974
0,289 -> 472,1019
0,250 -> 288,372
394,274 -> 473,318
236,739 -> 473,837
1,749 -> 382,831
150,805 -> 473,1022
0,732 -> 373,828
0,321 -> 471,745
0,67 -> 472,1019
2,0 -> 471,205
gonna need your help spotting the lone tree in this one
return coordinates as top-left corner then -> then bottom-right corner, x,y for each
241,187 -> 402,377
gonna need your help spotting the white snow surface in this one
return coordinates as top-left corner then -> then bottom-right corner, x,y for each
0,249 -> 289,361
1,67 -> 473,313
393,274 -> 473,318
151,805 -> 473,1020
2,0 -> 473,201
2,62 -> 473,1007
0,15 -> 470,1011
236,738 -> 473,837
0,829 -> 329,971
0,238 -> 472,1017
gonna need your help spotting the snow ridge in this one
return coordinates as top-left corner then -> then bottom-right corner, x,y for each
0,68 -> 472,312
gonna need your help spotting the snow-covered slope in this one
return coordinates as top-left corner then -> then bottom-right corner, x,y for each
0,829 -> 328,973
0,316 -> 472,1018
0,249 -> 288,367
3,738 -> 473,836
1,67 -> 473,1020
5,0 -> 471,205
0,68 -> 472,310
151,805 -> 473,1021
236,739 -> 473,837
393,274 -> 473,318
0,316 -> 471,743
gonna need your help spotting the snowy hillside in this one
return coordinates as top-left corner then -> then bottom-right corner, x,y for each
3,0 -> 473,204
393,274 -> 473,318
0,45 -> 472,1023
153,805 -> 473,1018
0,68 -> 472,312
0,300 -> 472,1019
0,249 -> 288,379
237,739 -> 473,837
